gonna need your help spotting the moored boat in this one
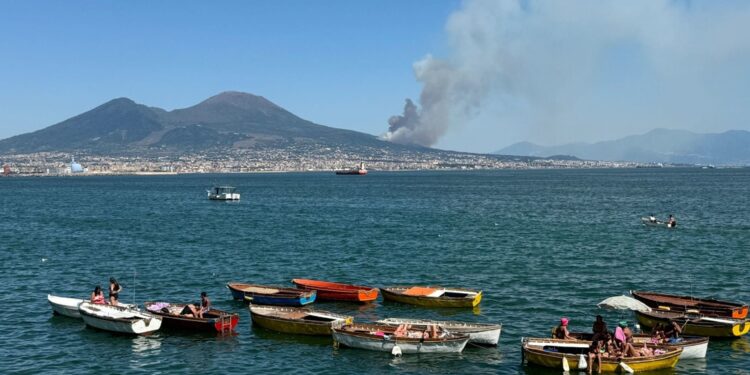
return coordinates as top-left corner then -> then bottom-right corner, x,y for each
227,282 -> 316,306
571,332 -> 708,359
634,309 -> 750,338
522,337 -> 682,372
48,294 -> 84,319
332,323 -> 469,354
381,286 -> 482,308
632,290 -> 748,319
377,318 -> 501,346
249,305 -> 353,336
207,186 -> 240,200
144,302 -> 239,333
292,278 -> 378,302
78,302 -> 162,335
335,162 -> 367,175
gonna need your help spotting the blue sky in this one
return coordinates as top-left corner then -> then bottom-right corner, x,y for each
2,1 -> 749,153
0,1 -> 457,144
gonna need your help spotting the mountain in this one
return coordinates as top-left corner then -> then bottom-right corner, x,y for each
0,91 -> 417,155
495,129 -> 750,165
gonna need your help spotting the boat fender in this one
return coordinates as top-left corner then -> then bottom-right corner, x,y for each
562,356 -> 570,371
391,345 -> 402,357
619,362 -> 634,374
578,354 -> 587,369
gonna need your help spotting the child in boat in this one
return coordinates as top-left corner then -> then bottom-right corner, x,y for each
91,285 -> 106,304
109,277 -> 122,306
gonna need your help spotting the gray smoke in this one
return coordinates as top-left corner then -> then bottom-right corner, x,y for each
384,0 -> 750,148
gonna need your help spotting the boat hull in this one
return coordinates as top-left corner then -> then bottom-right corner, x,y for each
245,293 -> 316,306
377,318 -> 501,346
635,310 -> 750,338
381,287 -> 482,308
332,327 -> 468,353
250,306 -> 353,336
632,290 -> 748,319
145,303 -> 239,333
48,295 -> 83,319
79,303 -> 162,335
292,279 -> 378,302
522,338 -> 681,372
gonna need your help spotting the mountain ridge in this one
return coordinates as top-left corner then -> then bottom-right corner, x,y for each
496,128 -> 750,165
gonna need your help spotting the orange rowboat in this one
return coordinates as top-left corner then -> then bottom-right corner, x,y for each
292,279 -> 378,302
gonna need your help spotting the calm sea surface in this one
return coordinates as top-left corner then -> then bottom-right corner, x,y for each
1,169 -> 748,374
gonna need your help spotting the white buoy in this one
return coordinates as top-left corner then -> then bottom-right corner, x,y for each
391,345 -> 402,357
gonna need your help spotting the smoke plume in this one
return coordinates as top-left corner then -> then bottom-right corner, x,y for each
383,0 -> 750,148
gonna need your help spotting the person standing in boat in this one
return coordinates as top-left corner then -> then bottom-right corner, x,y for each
90,285 -> 106,304
592,315 -> 608,341
667,214 -> 677,228
109,277 -> 122,306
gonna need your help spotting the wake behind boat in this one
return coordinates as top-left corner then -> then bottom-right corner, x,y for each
78,302 -> 162,335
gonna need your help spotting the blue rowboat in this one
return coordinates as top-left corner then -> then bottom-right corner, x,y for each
227,282 -> 316,306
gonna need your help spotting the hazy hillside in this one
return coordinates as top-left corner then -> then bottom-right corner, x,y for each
496,129 -> 750,165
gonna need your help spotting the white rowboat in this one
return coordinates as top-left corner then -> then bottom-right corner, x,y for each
48,294 -> 84,319
79,302 -> 162,335
376,318 -> 501,346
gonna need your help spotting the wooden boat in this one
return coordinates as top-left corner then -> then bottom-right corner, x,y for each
377,317 -> 501,346
249,305 -> 353,336
78,302 -> 162,335
48,294 -> 84,319
226,282 -> 316,306
144,302 -> 239,333
291,278 -> 378,302
634,309 -> 750,338
571,332 -> 708,359
381,286 -> 482,307
632,290 -> 748,319
522,337 -> 682,372
332,323 -> 469,354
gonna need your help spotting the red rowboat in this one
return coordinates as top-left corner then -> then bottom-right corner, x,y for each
632,290 -> 748,319
292,279 -> 378,302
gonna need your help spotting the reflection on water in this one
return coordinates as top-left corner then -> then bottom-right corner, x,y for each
131,335 -> 162,355
731,337 -> 750,353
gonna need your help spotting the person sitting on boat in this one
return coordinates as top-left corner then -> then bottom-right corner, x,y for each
591,315 -> 608,342
393,324 -> 410,338
186,292 -> 211,318
90,285 -> 106,305
667,214 -> 677,228
650,323 -> 666,344
587,338 -> 604,375
664,320 -> 682,341
554,318 -> 573,340
109,277 -> 122,306
615,321 -> 640,357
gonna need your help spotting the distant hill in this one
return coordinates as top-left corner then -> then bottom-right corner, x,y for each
0,91 -> 422,155
496,129 -> 750,165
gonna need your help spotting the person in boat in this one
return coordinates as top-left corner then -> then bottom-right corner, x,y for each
592,315 -> 608,342
186,292 -> 211,318
393,324 -> 410,338
554,318 -> 573,340
615,321 -> 640,357
667,214 -> 677,228
108,277 -> 122,306
587,338 -> 604,374
90,285 -> 106,305
664,320 -> 682,340
650,323 -> 667,344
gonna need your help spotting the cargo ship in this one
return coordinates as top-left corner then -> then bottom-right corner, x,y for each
335,162 -> 367,175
